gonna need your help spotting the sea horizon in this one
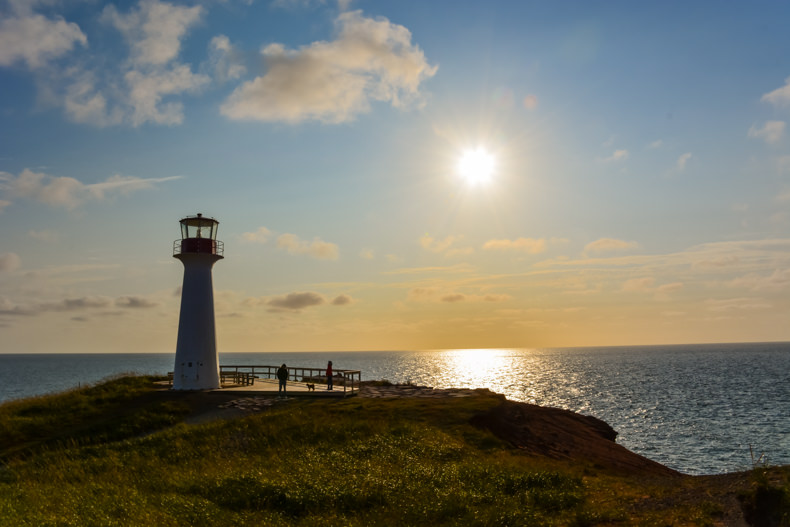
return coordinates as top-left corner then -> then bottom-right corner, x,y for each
2,338 -> 788,355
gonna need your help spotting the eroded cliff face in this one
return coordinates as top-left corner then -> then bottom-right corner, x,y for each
470,399 -> 682,478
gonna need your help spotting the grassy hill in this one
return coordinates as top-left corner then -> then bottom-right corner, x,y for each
0,376 -> 788,526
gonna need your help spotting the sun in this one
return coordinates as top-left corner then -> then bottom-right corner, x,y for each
457,147 -> 496,185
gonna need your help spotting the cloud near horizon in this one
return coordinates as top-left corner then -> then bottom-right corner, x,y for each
0,253 -> 21,272
0,293 -> 159,318
220,10 -> 437,123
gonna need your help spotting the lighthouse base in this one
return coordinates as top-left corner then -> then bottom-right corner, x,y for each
173,358 -> 220,390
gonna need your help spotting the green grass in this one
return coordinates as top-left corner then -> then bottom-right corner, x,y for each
0,375 -> 189,459
1,376 -> 787,526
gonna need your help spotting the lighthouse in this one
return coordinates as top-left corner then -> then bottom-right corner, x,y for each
172,213 -> 223,390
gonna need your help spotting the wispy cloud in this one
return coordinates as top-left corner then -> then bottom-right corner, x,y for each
115,296 -> 159,308
603,149 -> 629,162
762,77 -> 790,107
483,237 -> 547,254
0,294 -> 159,317
583,238 -> 639,255
408,287 -> 511,304
242,226 -> 273,243
277,233 -> 339,260
705,297 -> 772,312
748,121 -> 786,144
0,169 -> 181,209
420,234 -> 473,257
676,152 -> 692,171
102,0 -> 203,67
221,10 -> 437,123
61,0 -> 209,127
206,35 -> 246,84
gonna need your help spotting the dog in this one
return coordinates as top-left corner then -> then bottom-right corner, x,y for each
306,383 -> 315,391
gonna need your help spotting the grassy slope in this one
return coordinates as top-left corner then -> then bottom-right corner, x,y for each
0,377 -> 788,526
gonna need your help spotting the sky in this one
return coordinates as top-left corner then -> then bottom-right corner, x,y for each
1,0 -> 790,354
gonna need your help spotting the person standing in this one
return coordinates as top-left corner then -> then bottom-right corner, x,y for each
277,364 -> 288,394
326,360 -> 333,390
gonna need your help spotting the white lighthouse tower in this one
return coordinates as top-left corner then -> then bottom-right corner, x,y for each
172,213 -> 223,390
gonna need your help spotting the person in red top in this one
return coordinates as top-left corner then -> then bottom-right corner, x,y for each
326,360 -> 333,390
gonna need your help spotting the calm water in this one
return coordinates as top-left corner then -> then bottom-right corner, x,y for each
1,342 -> 788,475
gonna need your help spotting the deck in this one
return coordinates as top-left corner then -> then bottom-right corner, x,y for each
168,364 -> 361,397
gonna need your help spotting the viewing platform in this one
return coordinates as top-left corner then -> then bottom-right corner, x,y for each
168,365 -> 361,397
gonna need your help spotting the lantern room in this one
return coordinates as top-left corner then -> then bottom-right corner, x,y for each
174,213 -> 224,257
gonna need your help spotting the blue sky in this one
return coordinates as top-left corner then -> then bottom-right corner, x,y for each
2,0 -> 790,353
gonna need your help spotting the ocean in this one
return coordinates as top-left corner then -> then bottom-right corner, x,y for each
1,342 -> 788,476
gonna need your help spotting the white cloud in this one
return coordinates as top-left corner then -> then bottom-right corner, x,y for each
102,0 -> 203,67
221,10 -> 437,123
207,35 -> 246,83
242,226 -> 273,243
55,0 -> 209,127
277,233 -> 339,260
748,121 -> 786,144
482,237 -> 547,254
677,152 -> 692,171
648,139 -> 663,149
762,77 -> 790,107
0,12 -> 86,69
125,65 -> 209,126
63,71 -> 124,127
1,168 -> 181,209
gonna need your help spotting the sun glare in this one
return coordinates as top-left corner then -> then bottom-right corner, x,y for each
457,147 -> 495,185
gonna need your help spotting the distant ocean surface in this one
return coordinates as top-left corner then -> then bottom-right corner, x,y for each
1,342 -> 788,476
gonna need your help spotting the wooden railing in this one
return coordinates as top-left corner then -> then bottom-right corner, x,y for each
220,365 -> 361,395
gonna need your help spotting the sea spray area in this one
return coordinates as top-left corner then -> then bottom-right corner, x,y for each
1,342 -> 789,475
